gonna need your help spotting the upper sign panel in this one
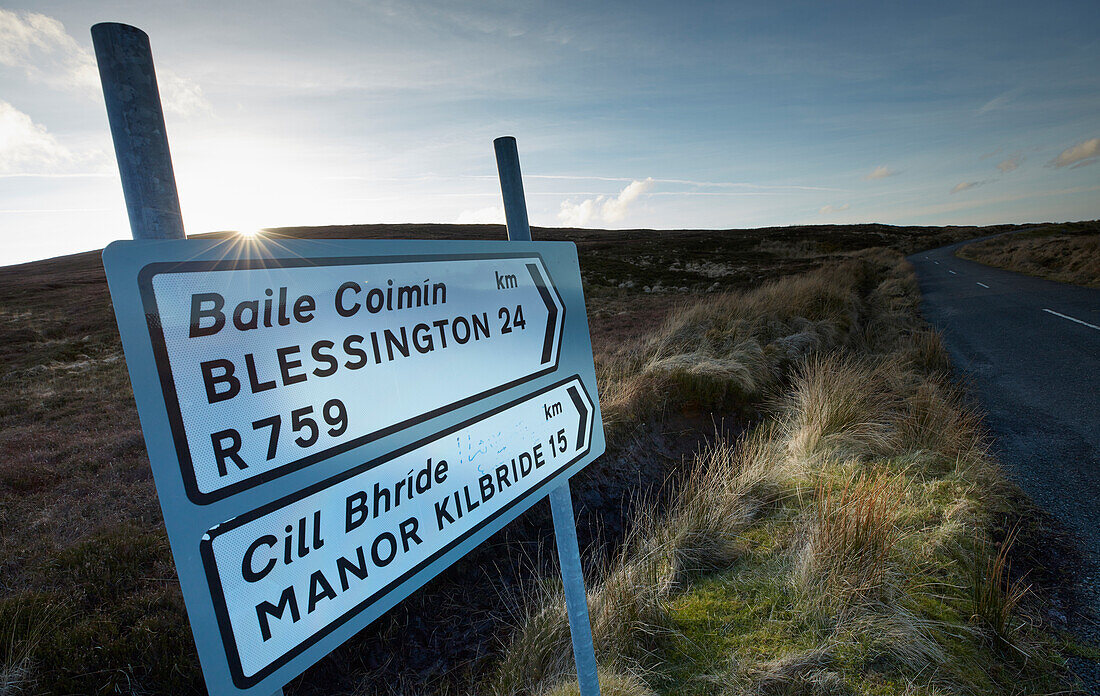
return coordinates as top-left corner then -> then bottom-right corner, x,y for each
135,253 -> 564,502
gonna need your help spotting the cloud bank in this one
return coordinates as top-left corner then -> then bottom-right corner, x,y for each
0,100 -> 74,174
818,203 -> 850,215
0,9 -> 210,117
0,8 -> 97,91
558,177 -> 654,226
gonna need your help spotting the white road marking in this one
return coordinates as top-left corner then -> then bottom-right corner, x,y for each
1043,308 -> 1100,333
949,270 -> 957,275
976,282 -> 989,288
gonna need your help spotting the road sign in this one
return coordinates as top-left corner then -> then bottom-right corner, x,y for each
204,376 -> 593,685
137,251 -> 564,503
103,237 -> 605,694
94,22 -> 601,696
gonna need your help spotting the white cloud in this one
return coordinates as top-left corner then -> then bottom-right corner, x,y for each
158,72 -> 214,118
863,165 -> 897,181
0,9 -> 97,90
454,206 -> 503,224
558,177 -> 654,226
1050,138 -> 1099,169
0,100 -> 74,174
818,203 -> 850,215
0,9 -> 210,117
951,180 -> 988,194
997,156 -> 1021,172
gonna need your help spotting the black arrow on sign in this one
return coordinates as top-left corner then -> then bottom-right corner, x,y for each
526,263 -> 558,365
566,385 -> 589,452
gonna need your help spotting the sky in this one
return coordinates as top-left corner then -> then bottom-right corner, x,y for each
1,1 -> 1098,265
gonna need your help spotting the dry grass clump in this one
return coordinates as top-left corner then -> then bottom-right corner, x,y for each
596,258 -> 881,433
0,598 -> 56,696
744,647 -> 844,696
844,606 -> 948,675
645,439 -> 768,587
777,356 -> 897,465
969,529 -> 1031,651
897,379 -> 986,465
957,224 -> 1100,288
797,473 -> 901,613
904,328 -> 950,374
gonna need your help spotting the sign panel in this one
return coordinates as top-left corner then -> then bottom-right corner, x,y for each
203,377 -> 593,685
103,238 -> 604,695
141,254 -> 564,503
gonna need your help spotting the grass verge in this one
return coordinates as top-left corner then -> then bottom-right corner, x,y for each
489,250 -> 1081,695
956,221 -> 1100,288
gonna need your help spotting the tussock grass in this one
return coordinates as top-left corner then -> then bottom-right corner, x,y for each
1,595 -> 65,696
745,646 -> 842,696
492,438 -> 763,695
969,528 -> 1031,651
897,379 -> 986,465
595,256 -> 884,437
905,328 -> 951,374
797,472 -> 901,612
491,252 -> 1075,695
778,356 -> 897,464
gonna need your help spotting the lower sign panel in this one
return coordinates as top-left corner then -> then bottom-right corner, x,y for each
201,376 -> 594,686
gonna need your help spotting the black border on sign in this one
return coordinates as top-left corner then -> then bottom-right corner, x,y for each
199,374 -> 595,689
136,251 -> 567,505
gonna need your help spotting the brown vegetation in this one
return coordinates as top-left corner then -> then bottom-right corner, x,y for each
956,221 -> 1100,288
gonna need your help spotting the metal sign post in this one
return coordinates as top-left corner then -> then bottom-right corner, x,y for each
91,23 -> 185,241
93,24 -> 606,696
92,20 -> 283,696
494,136 -> 602,696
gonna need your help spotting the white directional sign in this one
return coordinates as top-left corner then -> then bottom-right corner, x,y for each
141,253 -> 564,502
203,377 -> 593,685
102,238 -> 605,696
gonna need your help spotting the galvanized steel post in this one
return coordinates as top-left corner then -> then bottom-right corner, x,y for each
494,137 -> 532,242
494,136 -> 601,696
91,22 -> 185,241
91,22 -> 283,696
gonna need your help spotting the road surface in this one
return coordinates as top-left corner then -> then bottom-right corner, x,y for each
909,238 -> 1099,682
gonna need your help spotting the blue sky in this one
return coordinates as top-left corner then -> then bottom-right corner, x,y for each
1,0 -> 1098,264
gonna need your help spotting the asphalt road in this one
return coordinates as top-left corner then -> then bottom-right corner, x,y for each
909,239 -> 1100,678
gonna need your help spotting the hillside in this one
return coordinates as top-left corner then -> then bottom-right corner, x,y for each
956,221 -> 1100,289
0,222 -> 1086,695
